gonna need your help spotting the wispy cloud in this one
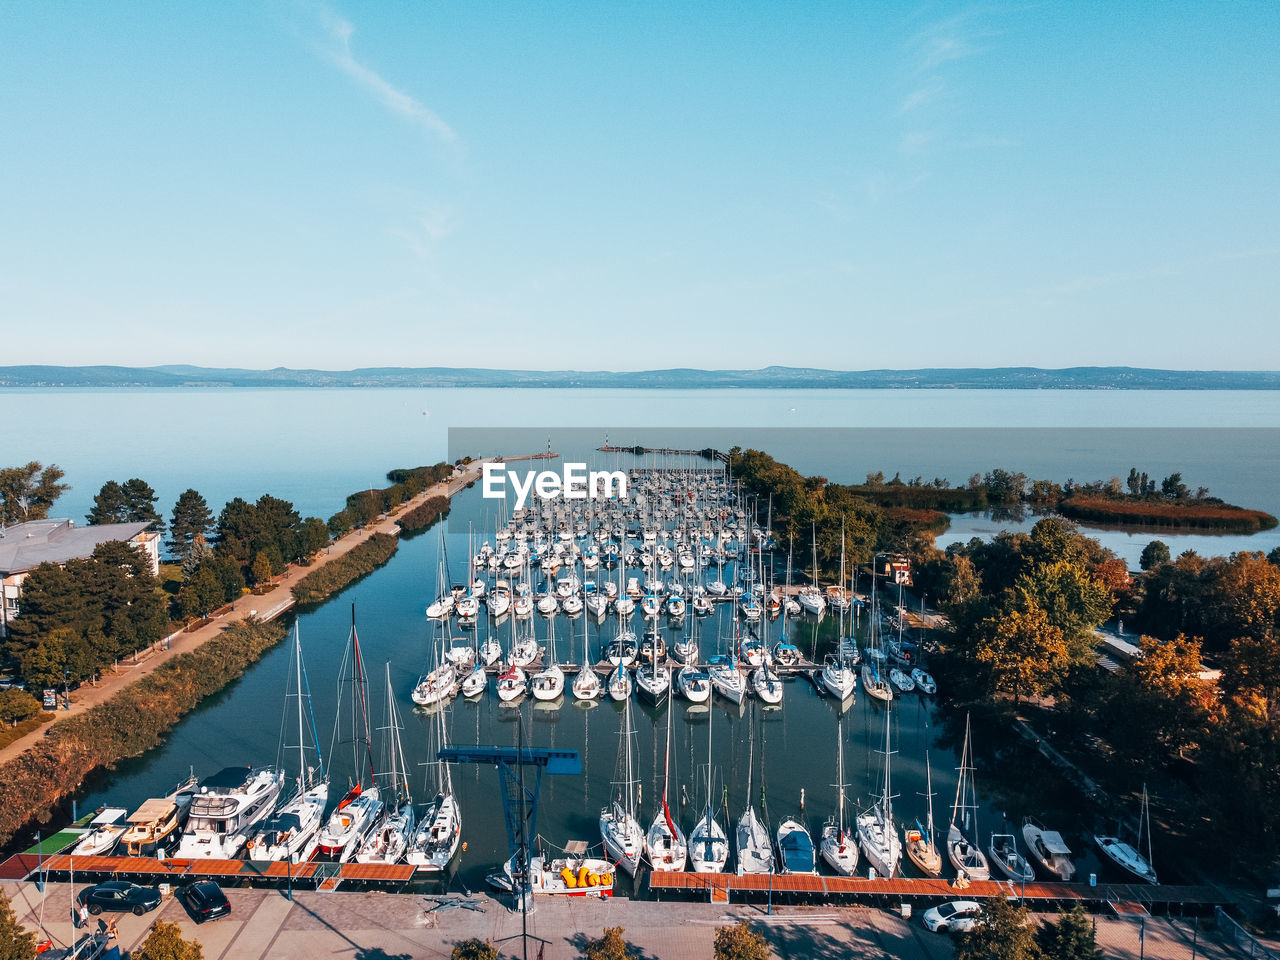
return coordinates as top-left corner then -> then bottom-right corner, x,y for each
314,4 -> 458,145
899,76 -> 948,114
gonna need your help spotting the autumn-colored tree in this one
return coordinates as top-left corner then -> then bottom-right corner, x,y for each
1203,552 -> 1280,648
250,552 -> 274,587
713,922 -> 770,960
583,926 -> 634,960
450,940 -> 497,960
970,601 -> 1068,706
1104,635 -> 1212,767
954,897 -> 1040,960
133,920 -> 204,960
1220,632 -> 1280,725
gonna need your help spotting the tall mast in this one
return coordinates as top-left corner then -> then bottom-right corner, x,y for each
295,623 -> 306,787
351,604 -> 376,786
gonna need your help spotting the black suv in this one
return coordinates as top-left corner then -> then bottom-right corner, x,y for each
179,881 -> 230,922
80,881 -> 162,916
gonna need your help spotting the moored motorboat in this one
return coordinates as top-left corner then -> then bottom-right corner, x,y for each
1022,820 -> 1076,881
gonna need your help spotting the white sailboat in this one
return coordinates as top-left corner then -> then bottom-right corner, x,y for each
820,714 -> 859,875
244,623 -> 329,863
600,695 -> 644,876
1094,784 -> 1158,884
856,705 -> 902,878
645,694 -> 687,871
688,700 -> 729,873
406,685 -> 461,872
736,707 -> 773,875
572,603 -> 602,701
531,614 -> 565,703
355,665 -> 417,863
317,607 -> 383,862
796,527 -> 826,616
946,714 -> 990,880
861,581 -> 894,703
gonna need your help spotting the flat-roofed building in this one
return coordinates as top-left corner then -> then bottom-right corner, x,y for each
0,519 -> 161,637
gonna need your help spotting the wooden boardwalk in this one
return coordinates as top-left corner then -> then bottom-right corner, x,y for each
647,870 -> 1231,913
27,854 -> 417,890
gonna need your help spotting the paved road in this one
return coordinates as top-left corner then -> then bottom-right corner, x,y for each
0,460 -> 486,768
3,883 -> 1243,960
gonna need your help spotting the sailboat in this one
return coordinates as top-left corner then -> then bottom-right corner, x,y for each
531,613 -> 565,702
819,713 -> 859,875
244,623 -> 330,863
861,579 -> 894,703
688,699 -> 730,873
645,692 -> 687,871
355,666 -> 417,863
406,688 -> 461,872
599,694 -> 644,876
735,707 -> 773,875
946,714 -> 990,880
856,704 -> 902,878
905,753 -> 943,877
571,601 -> 602,701
1094,784 -> 1158,884
796,527 -> 826,616
317,606 -> 383,862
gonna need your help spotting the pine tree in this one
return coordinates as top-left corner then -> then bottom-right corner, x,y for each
121,478 -> 165,534
1037,905 -> 1102,960
0,886 -> 37,960
86,480 -> 128,525
168,489 -> 213,559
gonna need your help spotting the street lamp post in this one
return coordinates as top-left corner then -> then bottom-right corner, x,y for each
63,669 -> 70,710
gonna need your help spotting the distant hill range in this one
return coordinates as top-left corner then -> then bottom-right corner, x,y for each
3,364 -> 1279,390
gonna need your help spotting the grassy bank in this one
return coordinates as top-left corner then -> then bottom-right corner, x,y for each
0,619 -> 287,850
1059,494 -> 1278,532
290,532 -> 399,605
395,495 -> 451,537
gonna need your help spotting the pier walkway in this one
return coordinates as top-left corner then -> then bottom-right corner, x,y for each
648,871 -> 1231,915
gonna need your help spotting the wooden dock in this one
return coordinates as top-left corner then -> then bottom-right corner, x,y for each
647,871 -> 1231,914
26,853 -> 418,892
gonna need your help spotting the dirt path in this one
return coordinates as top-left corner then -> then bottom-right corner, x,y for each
0,460 -> 486,767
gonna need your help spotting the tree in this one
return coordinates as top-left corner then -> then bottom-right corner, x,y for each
298,517 -> 331,559
132,920 -> 204,960
87,478 -> 164,534
1037,905 -> 1101,960
0,887 -> 36,960
1107,635 -> 1211,764
1015,559 -> 1114,662
121,478 -> 165,534
168,489 -> 213,559
1140,541 -> 1171,571
0,689 -> 42,725
713,923 -> 770,960
182,533 -> 213,576
954,897 -> 1040,960
251,552 -> 274,587
1161,472 -> 1189,500
86,480 -> 128,525
450,940 -> 497,960
584,927 -> 634,960
0,461 -> 69,524
970,601 -> 1068,706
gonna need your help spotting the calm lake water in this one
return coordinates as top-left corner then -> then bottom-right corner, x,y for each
6,388 -> 1280,888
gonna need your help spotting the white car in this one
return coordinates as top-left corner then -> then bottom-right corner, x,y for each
922,900 -> 983,933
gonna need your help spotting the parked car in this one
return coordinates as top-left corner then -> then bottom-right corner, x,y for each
179,880 -> 230,922
80,880 -> 161,916
922,900 -> 983,933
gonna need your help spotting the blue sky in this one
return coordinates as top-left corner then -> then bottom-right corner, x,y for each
2,1 -> 1277,370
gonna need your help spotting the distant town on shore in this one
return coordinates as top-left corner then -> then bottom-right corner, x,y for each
4,364 -> 1280,390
